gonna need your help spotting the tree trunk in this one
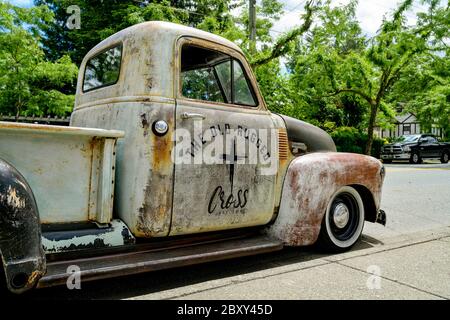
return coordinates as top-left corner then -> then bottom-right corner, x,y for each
15,99 -> 21,122
365,103 -> 378,155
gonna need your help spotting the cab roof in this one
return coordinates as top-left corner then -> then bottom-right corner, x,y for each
75,21 -> 246,109
86,21 -> 243,59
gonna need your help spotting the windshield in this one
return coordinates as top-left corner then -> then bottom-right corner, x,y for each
395,135 -> 420,142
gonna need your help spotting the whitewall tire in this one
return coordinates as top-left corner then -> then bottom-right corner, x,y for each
317,186 -> 365,252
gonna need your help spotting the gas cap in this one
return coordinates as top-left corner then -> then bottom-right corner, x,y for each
153,120 -> 168,136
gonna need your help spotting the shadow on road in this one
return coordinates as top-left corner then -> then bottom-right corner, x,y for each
11,234 -> 383,300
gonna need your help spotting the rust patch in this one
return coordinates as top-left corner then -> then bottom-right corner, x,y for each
141,113 -> 149,136
146,77 -> 153,91
289,168 -> 299,196
26,270 -> 45,288
151,107 -> 174,172
135,104 -> 175,237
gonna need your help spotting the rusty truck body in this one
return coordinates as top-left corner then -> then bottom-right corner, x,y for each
0,21 -> 386,294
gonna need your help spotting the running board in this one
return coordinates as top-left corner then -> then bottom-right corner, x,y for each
37,234 -> 283,288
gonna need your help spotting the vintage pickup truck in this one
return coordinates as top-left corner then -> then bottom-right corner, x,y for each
0,21 -> 386,294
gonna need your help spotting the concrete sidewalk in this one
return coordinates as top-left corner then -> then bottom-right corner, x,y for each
128,226 -> 450,300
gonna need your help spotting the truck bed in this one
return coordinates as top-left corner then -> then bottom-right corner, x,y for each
0,121 -> 124,224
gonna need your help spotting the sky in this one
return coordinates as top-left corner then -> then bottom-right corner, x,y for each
272,0 -> 430,37
7,0 -> 433,37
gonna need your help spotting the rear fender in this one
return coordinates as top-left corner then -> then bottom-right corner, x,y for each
0,158 -> 45,293
266,152 -> 384,246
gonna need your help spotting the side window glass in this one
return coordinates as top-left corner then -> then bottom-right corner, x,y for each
233,60 -> 256,106
181,45 -> 228,103
214,60 -> 231,102
182,68 -> 224,103
180,44 -> 257,107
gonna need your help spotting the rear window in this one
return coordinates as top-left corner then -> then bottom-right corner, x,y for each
83,45 -> 122,92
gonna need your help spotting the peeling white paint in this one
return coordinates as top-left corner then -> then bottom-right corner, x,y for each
6,185 -> 26,209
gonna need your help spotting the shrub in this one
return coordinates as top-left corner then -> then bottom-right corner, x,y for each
331,127 -> 386,158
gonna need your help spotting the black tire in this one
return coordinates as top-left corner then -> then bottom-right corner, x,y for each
316,186 -> 365,252
410,152 -> 422,164
441,151 -> 449,164
382,159 -> 392,164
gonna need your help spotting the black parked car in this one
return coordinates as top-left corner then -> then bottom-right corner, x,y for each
380,134 -> 450,164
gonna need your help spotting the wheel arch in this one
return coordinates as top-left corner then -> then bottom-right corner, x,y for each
350,184 -> 378,223
266,152 -> 384,246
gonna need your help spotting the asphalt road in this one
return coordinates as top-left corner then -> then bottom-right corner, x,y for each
364,160 -> 450,240
20,160 -> 450,300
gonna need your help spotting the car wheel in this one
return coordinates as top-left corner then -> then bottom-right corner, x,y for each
410,152 -> 422,164
441,151 -> 449,164
382,159 -> 392,164
317,186 -> 365,252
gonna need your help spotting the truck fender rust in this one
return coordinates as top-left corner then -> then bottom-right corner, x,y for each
265,152 -> 384,246
0,158 -> 45,293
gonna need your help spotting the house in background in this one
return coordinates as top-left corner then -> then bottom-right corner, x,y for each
374,112 -> 444,139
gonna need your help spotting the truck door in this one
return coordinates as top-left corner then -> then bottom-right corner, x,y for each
419,136 -> 436,157
427,136 -> 441,157
170,38 -> 279,235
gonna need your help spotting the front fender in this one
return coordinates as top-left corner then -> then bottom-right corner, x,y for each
266,152 -> 384,246
0,158 -> 45,293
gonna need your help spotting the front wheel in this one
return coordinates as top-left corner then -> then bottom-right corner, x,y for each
317,186 -> 365,252
410,152 -> 422,164
441,151 -> 449,164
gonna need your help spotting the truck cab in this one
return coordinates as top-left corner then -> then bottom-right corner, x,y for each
0,21 -> 386,294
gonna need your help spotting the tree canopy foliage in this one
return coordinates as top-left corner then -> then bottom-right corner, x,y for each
0,0 -> 448,152
0,1 -> 77,118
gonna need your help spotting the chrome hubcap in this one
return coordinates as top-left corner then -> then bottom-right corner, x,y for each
413,154 -> 418,162
333,203 -> 350,229
445,154 -> 449,162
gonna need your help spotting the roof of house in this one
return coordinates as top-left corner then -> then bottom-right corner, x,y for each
395,112 -> 417,124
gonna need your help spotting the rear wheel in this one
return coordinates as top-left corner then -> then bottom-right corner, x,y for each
382,159 -> 392,164
317,186 -> 365,252
441,151 -> 449,164
410,152 -> 422,164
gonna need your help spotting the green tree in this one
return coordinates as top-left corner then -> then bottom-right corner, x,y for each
0,1 -> 77,118
35,0 -> 317,116
388,1 -> 450,139
287,0 -> 368,130
291,0 -> 437,154
35,0 -> 237,65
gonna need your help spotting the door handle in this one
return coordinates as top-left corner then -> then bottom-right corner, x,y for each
180,112 -> 206,120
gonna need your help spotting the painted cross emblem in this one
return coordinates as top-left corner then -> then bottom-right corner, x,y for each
221,138 -> 247,192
